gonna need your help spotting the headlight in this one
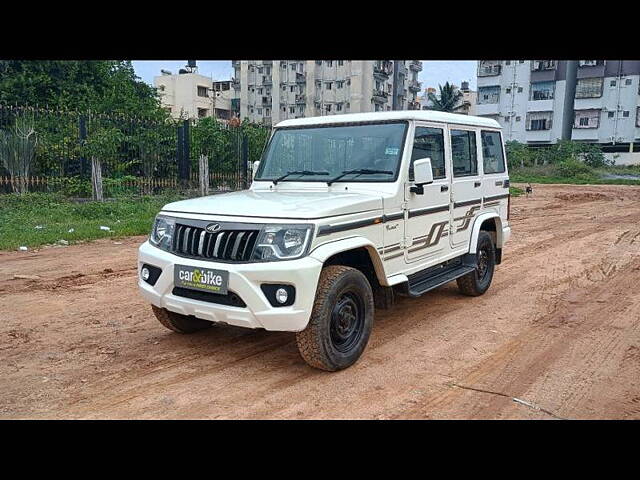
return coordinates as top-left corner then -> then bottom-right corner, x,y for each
252,224 -> 313,261
149,215 -> 175,251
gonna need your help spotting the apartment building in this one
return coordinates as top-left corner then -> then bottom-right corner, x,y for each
154,71 -> 236,122
232,60 -> 423,126
476,60 -> 640,158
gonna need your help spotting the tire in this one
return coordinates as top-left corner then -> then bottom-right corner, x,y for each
151,305 -> 214,333
296,265 -> 374,371
457,231 -> 496,297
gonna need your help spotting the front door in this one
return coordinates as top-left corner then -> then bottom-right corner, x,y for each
449,127 -> 482,248
404,123 -> 451,263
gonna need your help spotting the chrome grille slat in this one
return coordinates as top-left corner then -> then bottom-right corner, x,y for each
170,223 -> 259,262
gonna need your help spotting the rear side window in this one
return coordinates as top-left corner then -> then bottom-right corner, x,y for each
481,130 -> 506,174
410,126 -> 446,180
450,129 -> 478,177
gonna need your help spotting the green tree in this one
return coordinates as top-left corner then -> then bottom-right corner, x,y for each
427,82 -> 464,113
0,61 -> 167,119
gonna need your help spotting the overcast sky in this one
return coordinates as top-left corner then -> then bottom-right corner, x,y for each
132,60 -> 477,91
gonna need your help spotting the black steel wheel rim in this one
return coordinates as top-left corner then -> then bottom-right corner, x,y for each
330,290 -> 365,353
477,246 -> 490,282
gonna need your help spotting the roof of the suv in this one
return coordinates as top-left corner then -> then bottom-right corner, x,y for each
275,110 -> 501,129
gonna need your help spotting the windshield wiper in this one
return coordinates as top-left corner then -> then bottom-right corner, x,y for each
272,170 -> 329,185
326,169 -> 393,186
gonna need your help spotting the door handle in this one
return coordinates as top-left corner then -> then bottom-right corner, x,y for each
474,181 -> 481,188
441,185 -> 449,192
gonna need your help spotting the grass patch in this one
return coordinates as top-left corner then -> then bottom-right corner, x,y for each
0,193 -> 184,251
509,186 -> 524,197
510,164 -> 640,186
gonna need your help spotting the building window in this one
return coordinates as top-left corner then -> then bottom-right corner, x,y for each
336,103 -> 343,111
505,60 -> 511,65
338,60 -> 344,66
158,84 -> 165,91
575,77 -> 603,98
290,86 -> 296,92
506,87 -> 511,94
315,80 -> 322,89
336,80 -> 344,89
526,111 -> 553,131
265,108 -> 270,116
625,78 -> 633,86
623,111 -> 630,118
326,104 -> 332,112
608,111 -> 615,118
478,61 -> 501,76
636,107 -> 640,127
573,109 -> 600,129
326,60 -> 333,67
481,130 -> 506,174
478,86 -> 500,104
518,87 -> 523,93
289,107 -> 295,114
410,127 -> 446,180
530,81 -> 555,100
282,85 -> 286,91
610,80 -> 617,87
197,108 -> 208,118
516,116 -> 521,122
197,86 -> 209,97
326,82 -> 332,90
258,67 -> 263,74
290,64 -> 296,71
315,60 -> 322,65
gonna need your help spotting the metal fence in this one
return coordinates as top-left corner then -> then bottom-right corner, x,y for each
0,105 -> 272,197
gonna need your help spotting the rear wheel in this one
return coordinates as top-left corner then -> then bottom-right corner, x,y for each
296,265 -> 374,371
457,231 -> 496,296
151,305 -> 214,333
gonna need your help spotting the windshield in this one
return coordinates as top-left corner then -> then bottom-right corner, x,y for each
255,121 -> 408,183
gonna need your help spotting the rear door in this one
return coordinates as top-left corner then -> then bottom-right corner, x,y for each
449,127 -> 482,248
479,129 -> 510,217
404,123 -> 451,263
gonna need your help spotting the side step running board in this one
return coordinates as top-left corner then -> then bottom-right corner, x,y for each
402,254 -> 477,297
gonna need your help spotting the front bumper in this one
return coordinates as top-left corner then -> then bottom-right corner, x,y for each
138,241 -> 324,332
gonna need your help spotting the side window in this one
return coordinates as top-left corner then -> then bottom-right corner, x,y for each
481,130 -> 506,174
410,126 -> 445,180
450,129 -> 478,177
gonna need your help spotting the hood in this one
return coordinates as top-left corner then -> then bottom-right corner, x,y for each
161,189 -> 383,220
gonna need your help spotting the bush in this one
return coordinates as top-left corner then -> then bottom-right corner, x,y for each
555,160 -> 595,179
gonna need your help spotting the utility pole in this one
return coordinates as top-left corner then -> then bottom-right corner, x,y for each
561,60 -> 578,140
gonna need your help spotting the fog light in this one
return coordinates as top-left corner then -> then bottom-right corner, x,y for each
141,267 -> 150,281
275,288 -> 288,304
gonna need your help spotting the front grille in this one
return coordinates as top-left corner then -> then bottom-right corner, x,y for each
171,224 -> 259,262
172,287 -> 247,308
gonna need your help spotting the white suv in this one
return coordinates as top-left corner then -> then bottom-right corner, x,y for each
138,111 -> 511,371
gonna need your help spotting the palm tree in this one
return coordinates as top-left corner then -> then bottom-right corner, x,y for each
427,82 -> 465,113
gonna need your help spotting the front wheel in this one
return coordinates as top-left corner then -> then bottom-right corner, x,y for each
296,265 -> 374,371
457,231 -> 496,296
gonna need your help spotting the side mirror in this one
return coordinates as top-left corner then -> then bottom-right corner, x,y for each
252,161 -> 260,180
410,157 -> 434,194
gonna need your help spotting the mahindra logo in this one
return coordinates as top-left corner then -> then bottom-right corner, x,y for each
205,223 -> 222,233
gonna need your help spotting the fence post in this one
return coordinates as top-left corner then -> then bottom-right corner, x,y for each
91,156 -> 104,202
199,154 -> 209,197
241,133 -> 249,189
177,120 -> 191,188
79,114 -> 88,177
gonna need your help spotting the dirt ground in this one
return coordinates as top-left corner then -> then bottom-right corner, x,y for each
1,184 -> 640,419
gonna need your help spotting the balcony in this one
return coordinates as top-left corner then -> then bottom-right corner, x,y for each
261,98 -> 272,106
408,80 -> 422,92
296,72 -> 306,84
295,94 -> 306,104
478,62 -> 502,77
372,89 -> 389,103
373,62 -> 393,78
409,60 -> 422,72
232,77 -> 240,90
531,60 -> 557,71
263,77 -> 272,86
